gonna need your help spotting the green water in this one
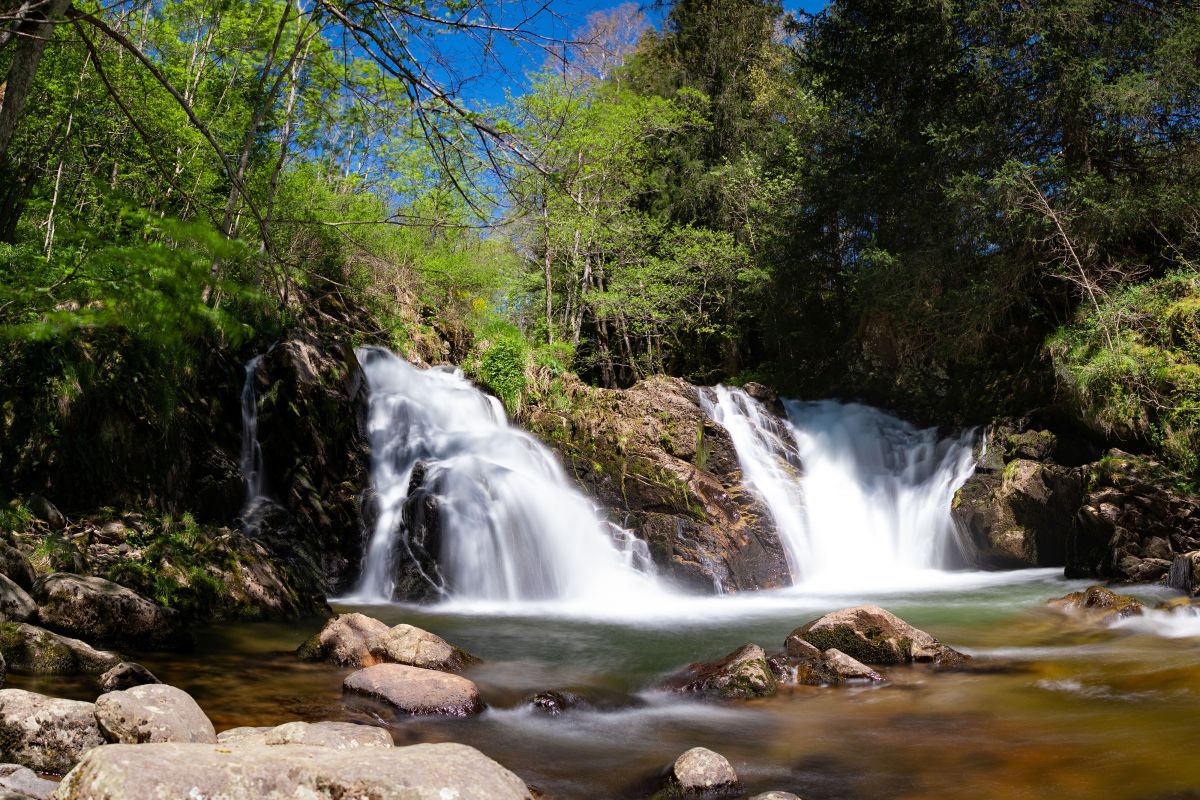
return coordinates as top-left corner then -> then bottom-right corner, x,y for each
13,570 -> 1200,799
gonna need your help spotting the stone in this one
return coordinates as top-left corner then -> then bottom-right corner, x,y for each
343,663 -> 484,717
97,662 -> 160,693
31,574 -> 183,649
367,623 -> 480,672
1167,552 -> 1199,595
822,648 -> 884,683
93,684 -> 216,744
524,690 -> 587,715
748,794 -> 802,800
0,577 -> 34,624
665,644 -> 776,699
0,689 -> 105,774
52,742 -> 532,799
667,747 -> 739,795
788,605 -> 968,666
0,764 -> 57,800
1048,586 -> 1144,624
27,496 -> 65,531
0,548 -> 35,592
0,623 -> 119,674
216,720 -> 392,750
296,613 -> 389,667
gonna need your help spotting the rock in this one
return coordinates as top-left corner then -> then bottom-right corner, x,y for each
216,721 -> 392,749
367,623 -> 480,672
667,747 -> 739,795
788,605 -> 968,666
822,648 -> 884,683
665,643 -> 776,699
296,612 -> 389,666
0,764 -> 57,799
774,639 -> 882,686
524,690 -> 587,715
27,496 -> 65,531
1048,586 -> 1144,624
97,662 -> 160,693
0,548 -> 35,592
93,683 -> 216,744
52,741 -> 532,799
1167,552 -> 1199,595
0,689 -> 105,774
343,663 -> 484,717
748,794 -> 802,800
0,623 -> 120,674
31,574 -> 183,649
0,577 -> 34,624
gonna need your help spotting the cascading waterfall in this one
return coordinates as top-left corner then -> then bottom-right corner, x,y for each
704,388 -> 976,589
240,355 -> 266,508
350,347 -> 658,604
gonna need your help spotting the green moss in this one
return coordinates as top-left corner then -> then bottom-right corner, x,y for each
801,625 -> 908,665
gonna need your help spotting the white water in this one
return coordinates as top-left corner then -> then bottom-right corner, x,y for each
348,347 -> 660,604
704,388 -> 977,591
240,354 -> 266,508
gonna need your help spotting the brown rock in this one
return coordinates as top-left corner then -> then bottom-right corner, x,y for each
788,605 -> 968,666
367,623 -> 479,672
296,613 -> 389,666
1048,585 -> 1144,624
667,746 -> 739,794
665,643 -> 776,699
343,663 -> 484,717
216,720 -> 392,750
94,684 -> 216,744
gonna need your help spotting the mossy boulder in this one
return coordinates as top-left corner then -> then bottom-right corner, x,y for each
0,623 -> 119,674
32,573 -> 185,650
0,689 -> 105,775
1047,585 -> 1144,624
788,605 -> 968,666
664,643 -> 777,699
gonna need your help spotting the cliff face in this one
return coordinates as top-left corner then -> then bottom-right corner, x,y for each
524,375 -> 792,593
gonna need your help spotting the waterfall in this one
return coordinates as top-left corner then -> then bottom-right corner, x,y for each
240,355 -> 266,508
350,347 -> 659,604
704,388 -> 976,588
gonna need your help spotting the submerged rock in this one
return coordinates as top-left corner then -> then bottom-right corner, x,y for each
788,605 -> 968,666
53,742 -> 532,799
97,662 -> 160,693
0,763 -> 57,799
0,689 -> 105,774
0,623 -> 120,675
94,684 -> 216,744
1048,586 -> 1144,624
0,576 -> 35,624
217,720 -> 392,749
343,663 -> 484,717
666,643 -> 776,699
31,573 -> 183,649
666,746 -> 739,796
524,690 -> 588,716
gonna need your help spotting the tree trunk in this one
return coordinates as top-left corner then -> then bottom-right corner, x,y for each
0,0 -> 71,162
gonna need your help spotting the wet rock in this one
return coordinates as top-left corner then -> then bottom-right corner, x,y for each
97,662 -> 160,693
666,746 -> 739,796
296,612 -> 389,667
94,683 -> 216,744
368,623 -> 480,672
789,605 -> 968,666
1048,586 -> 1144,624
31,573 -> 183,650
0,577 -> 34,624
524,690 -> 587,716
53,742 -> 532,799
1167,552 -> 1199,595
822,649 -> 884,683
0,689 -> 105,774
748,794 -> 803,800
665,643 -> 776,699
0,623 -> 120,674
775,638 -> 882,686
0,547 -> 35,592
216,721 -> 392,749
0,764 -> 57,799
27,496 -> 65,531
343,663 -> 485,717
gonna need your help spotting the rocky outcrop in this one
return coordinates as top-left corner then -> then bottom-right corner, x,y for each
93,684 -> 216,744
525,375 -> 791,592
0,689 -> 105,774
31,573 -> 183,650
665,644 -> 776,700
0,623 -> 120,675
53,742 -> 533,799
216,721 -> 392,750
343,663 -> 484,717
97,662 -> 160,693
787,605 -> 968,666
298,614 -> 478,673
665,747 -> 740,796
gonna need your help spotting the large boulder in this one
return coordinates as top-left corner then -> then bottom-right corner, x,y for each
665,747 -> 739,796
367,623 -> 479,672
296,613 -> 389,667
216,721 -> 392,750
0,623 -> 119,675
665,644 -> 776,700
0,577 -> 35,624
31,574 -> 183,649
0,689 -> 105,774
97,662 -> 160,693
343,663 -> 484,717
52,742 -> 532,799
93,684 -> 216,744
524,375 -> 792,593
0,764 -> 57,799
787,606 -> 968,666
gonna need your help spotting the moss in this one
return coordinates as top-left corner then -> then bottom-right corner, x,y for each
801,625 -> 908,665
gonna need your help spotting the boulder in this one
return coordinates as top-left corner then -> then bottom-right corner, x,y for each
821,649 -> 884,683
1047,586 -> 1144,624
0,689 -> 105,774
0,548 -> 35,592
0,623 -> 119,674
773,639 -> 882,686
296,613 -> 389,667
52,742 -> 532,799
216,720 -> 392,750
31,574 -> 183,649
524,690 -> 587,716
788,606 -> 968,666
0,577 -> 34,624
27,496 -> 65,531
665,644 -> 776,699
97,662 -> 160,693
367,623 -> 480,672
0,764 -> 57,800
666,747 -> 739,795
343,663 -> 484,717
93,684 -> 215,744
